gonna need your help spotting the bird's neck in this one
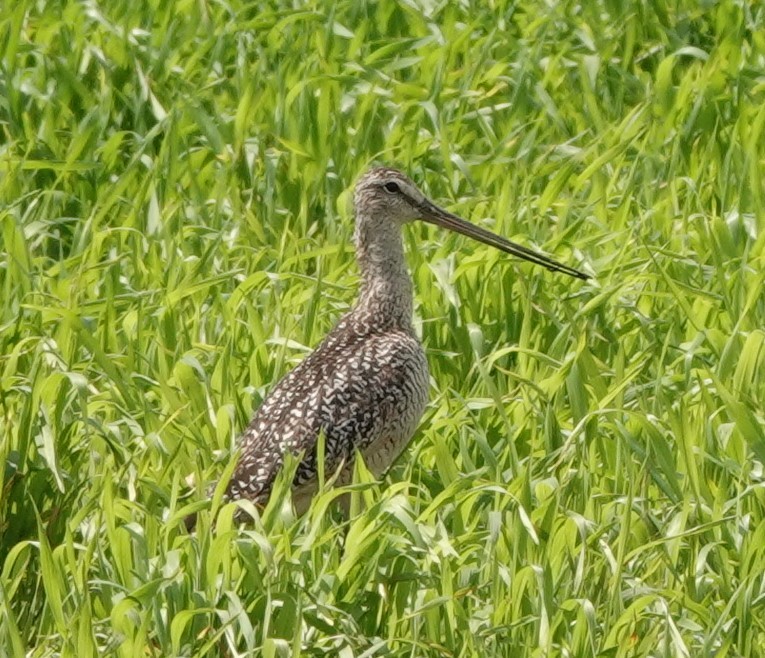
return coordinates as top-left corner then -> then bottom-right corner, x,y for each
353,216 -> 414,330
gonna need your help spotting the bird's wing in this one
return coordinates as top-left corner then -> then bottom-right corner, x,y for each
225,324 -> 426,504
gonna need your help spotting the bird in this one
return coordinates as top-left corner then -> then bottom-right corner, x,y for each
186,167 -> 588,528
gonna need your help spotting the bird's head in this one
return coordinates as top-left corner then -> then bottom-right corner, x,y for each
353,167 -> 428,225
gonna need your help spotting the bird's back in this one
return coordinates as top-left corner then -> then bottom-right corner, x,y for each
226,312 -> 429,510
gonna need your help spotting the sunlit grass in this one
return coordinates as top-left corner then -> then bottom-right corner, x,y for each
2,0 -> 765,655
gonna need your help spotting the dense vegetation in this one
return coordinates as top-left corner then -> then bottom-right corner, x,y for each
2,0 -> 764,655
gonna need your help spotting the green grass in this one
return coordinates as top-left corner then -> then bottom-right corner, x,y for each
2,0 -> 765,655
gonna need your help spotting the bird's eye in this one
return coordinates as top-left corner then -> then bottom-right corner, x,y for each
383,181 -> 400,193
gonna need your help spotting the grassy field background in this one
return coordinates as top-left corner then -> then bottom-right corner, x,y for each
2,0 -> 765,655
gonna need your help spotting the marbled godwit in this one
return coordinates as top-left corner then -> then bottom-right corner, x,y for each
187,167 -> 588,527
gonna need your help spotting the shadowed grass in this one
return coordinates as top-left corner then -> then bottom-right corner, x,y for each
2,0 -> 765,655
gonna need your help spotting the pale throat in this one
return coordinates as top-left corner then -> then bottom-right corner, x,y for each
352,213 -> 414,327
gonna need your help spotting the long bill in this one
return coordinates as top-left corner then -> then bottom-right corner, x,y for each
418,200 -> 590,280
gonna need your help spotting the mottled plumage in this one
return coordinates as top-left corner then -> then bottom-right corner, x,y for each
188,167 -> 588,526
